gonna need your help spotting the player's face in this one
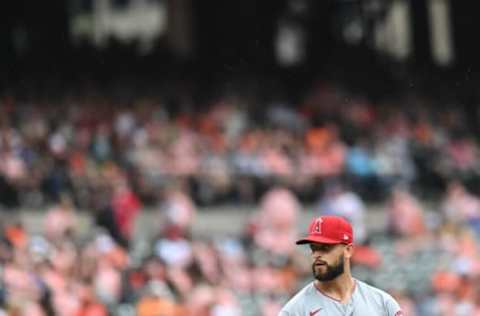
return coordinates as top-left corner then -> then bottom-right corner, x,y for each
310,243 -> 346,281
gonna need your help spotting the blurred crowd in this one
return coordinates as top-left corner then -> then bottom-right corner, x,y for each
2,181 -> 480,315
1,82 -> 480,211
0,187 -> 301,316
1,81 -> 480,315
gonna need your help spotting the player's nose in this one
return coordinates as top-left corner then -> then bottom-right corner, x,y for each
311,250 -> 323,259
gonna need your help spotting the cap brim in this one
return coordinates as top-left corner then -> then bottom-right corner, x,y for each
296,236 -> 343,245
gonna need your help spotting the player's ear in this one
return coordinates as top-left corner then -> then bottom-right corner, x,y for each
344,243 -> 354,259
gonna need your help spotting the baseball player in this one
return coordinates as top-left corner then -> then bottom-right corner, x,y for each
279,215 -> 403,316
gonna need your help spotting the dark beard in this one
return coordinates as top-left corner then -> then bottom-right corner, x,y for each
312,254 -> 345,282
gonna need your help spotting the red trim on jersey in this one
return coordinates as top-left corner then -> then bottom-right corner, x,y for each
313,280 -> 357,303
309,308 -> 322,316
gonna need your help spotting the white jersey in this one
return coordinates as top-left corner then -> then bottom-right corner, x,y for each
279,279 -> 402,316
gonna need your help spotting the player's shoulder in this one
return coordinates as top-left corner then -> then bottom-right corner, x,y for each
355,279 -> 402,314
355,279 -> 397,302
280,282 -> 316,313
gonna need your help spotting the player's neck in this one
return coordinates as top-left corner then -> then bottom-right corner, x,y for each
314,273 -> 355,304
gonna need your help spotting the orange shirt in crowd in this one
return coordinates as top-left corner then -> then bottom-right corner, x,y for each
75,303 -> 108,316
5,224 -> 27,249
136,297 -> 183,316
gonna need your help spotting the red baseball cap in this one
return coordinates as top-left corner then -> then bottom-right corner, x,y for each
296,215 -> 353,245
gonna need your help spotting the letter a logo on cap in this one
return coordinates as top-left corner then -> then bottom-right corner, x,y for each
314,218 -> 323,234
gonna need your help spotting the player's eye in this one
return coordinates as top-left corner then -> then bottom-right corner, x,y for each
310,244 -> 333,252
